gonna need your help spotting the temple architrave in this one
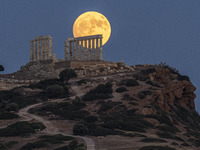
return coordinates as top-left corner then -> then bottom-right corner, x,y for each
30,35 -> 56,62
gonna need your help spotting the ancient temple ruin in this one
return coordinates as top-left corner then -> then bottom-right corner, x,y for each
65,35 -> 103,61
30,35 -> 56,62
30,34 -> 103,63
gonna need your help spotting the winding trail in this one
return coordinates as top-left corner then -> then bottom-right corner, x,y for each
17,84 -> 96,150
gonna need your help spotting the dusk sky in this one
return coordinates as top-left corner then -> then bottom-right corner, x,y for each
1,0 -> 200,111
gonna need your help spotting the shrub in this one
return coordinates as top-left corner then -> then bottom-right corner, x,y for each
0,65 -> 4,71
156,132 -> 184,142
140,138 -> 167,143
59,69 -> 77,82
177,74 -> 190,81
138,92 -> 145,99
99,101 -> 122,112
139,146 -> 176,150
0,112 -> 19,120
46,85 -> 65,98
39,134 -> 74,144
29,78 -> 63,90
138,90 -> 152,99
133,72 -> 149,81
68,140 -> 78,150
77,79 -> 88,85
156,125 -> 180,134
116,87 -> 127,93
73,123 -> 89,135
20,141 -> 47,150
89,126 -> 119,136
145,80 -> 161,87
141,68 -> 156,75
36,101 -> 87,120
83,82 -> 113,101
5,103 -> 19,112
0,121 -> 45,137
85,115 -> 98,123
122,94 -> 137,101
125,79 -> 139,86
54,146 -> 69,150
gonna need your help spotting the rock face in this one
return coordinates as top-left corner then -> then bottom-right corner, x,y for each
149,68 -> 196,110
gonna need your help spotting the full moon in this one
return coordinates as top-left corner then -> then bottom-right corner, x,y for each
73,11 -> 111,46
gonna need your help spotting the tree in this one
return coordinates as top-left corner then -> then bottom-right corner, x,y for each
59,69 -> 77,82
5,103 -> 19,112
46,85 -> 65,98
73,123 -> 88,135
0,65 -> 4,71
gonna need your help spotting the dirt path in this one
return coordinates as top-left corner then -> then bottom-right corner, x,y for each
17,84 -> 95,150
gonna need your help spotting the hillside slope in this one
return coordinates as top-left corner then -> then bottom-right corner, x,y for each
0,64 -> 200,150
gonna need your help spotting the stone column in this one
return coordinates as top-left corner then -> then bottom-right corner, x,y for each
37,39 -> 40,61
76,40 -> 80,60
44,38 -> 48,60
41,39 -> 45,60
84,40 -> 87,60
73,41 -> 76,60
30,40 -> 34,62
96,38 -> 99,60
99,37 -> 103,60
88,39 -> 91,61
92,38 -> 95,60
34,40 -> 37,61
69,41 -> 72,60
65,41 -> 69,60
49,38 -> 53,59
81,40 -> 84,60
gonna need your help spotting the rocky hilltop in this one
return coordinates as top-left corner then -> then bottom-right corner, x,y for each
0,63 -> 200,150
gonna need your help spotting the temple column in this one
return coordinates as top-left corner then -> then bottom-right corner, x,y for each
99,37 -> 103,60
69,41 -> 72,60
81,40 -> 84,60
92,38 -> 95,60
88,39 -> 91,61
30,40 -> 34,62
73,41 -> 76,60
41,39 -> 45,60
65,41 -> 69,60
37,39 -> 40,61
33,40 -> 37,61
84,40 -> 87,60
77,40 -> 80,60
96,38 -> 99,60
49,38 -> 53,59
45,39 -> 49,60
